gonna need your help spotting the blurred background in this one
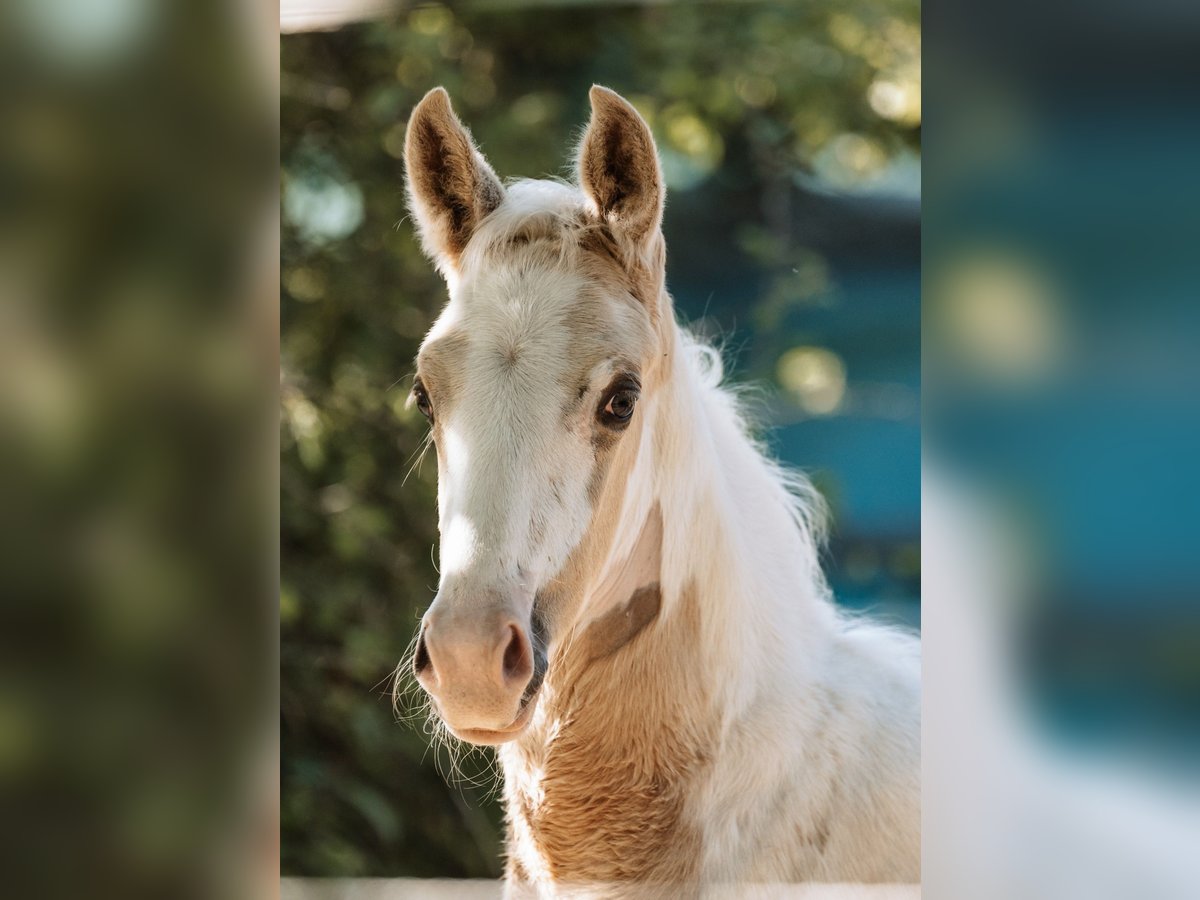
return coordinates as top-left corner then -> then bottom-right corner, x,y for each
281,0 -> 920,880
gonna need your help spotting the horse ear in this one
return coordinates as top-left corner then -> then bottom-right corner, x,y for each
578,86 -> 665,249
405,87 -> 504,274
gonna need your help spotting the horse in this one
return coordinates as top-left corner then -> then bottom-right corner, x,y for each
399,85 -> 920,896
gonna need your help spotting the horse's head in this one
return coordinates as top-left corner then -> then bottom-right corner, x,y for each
402,86 -> 670,744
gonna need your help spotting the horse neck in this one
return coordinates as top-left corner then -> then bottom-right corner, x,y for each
520,318 -> 837,748
637,324 -> 837,697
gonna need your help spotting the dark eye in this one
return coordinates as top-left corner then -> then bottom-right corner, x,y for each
413,382 -> 433,421
600,386 -> 639,426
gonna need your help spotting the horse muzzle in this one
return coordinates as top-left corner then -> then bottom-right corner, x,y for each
413,593 -> 546,744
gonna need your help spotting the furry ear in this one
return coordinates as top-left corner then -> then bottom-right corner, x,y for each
404,87 -> 504,274
577,86 -> 665,248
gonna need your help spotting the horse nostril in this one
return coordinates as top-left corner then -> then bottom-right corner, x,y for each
502,624 -> 533,685
413,629 -> 432,678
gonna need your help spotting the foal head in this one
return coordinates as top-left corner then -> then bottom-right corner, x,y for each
403,86 -> 671,744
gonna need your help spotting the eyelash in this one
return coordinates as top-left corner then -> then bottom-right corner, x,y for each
413,381 -> 433,421
597,377 -> 640,427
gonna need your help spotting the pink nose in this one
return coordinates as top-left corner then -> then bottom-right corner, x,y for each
414,610 -> 534,730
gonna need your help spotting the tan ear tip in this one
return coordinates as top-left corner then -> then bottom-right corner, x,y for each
589,84 -> 625,108
416,85 -> 453,114
589,85 -> 646,123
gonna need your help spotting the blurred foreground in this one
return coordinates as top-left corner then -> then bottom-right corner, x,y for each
1,1 -> 277,898
923,0 -> 1200,896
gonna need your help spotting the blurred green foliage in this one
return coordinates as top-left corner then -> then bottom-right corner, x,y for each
282,0 -> 918,878
2,3 -> 275,897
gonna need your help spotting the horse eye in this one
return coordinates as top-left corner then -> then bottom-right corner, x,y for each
601,388 -> 638,424
413,384 -> 433,420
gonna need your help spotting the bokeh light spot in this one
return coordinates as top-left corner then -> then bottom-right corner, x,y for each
869,76 -> 921,126
408,5 -> 452,37
777,346 -> 848,415
935,250 -> 1064,383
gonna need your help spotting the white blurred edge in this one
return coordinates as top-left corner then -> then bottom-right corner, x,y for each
280,0 -> 401,33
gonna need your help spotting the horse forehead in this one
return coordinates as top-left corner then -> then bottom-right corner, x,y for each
458,264 -> 618,361
422,250 -> 651,397
466,262 -> 589,319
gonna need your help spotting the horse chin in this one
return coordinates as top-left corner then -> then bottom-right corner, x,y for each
444,690 -> 540,746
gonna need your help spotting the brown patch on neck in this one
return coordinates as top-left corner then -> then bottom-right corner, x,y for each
580,582 -> 661,662
575,503 -> 664,660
